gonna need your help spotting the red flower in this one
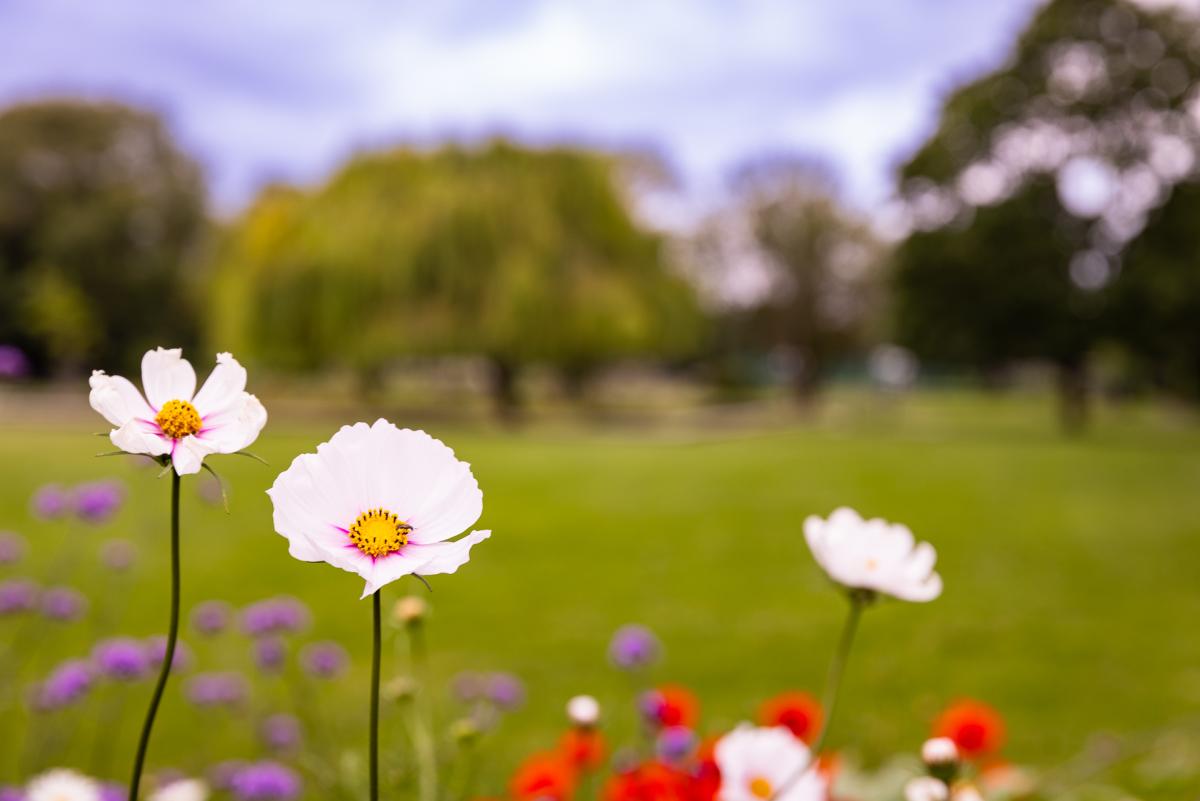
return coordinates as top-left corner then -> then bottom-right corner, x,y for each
933,700 -> 1006,759
646,685 -> 700,729
511,752 -> 576,801
688,737 -> 721,801
560,728 -> 608,773
604,761 -> 691,801
757,692 -> 823,744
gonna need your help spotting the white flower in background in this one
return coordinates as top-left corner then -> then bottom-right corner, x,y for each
714,725 -> 825,801
921,736 -> 959,766
150,778 -> 209,801
904,777 -> 949,801
804,507 -> 942,602
89,348 -> 267,476
26,768 -> 101,801
950,785 -> 984,801
567,694 -> 601,727
268,420 -> 490,598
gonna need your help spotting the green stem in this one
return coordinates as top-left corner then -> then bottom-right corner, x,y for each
810,593 -> 865,756
370,590 -> 382,801
128,470 -> 181,801
409,621 -> 438,801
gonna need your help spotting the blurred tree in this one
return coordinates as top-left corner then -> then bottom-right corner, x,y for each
690,160 -> 884,404
0,100 -> 207,375
210,141 -> 700,417
892,0 -> 1200,430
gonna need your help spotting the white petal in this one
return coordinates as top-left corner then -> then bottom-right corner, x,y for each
197,393 -> 267,453
89,370 -> 153,427
111,418 -> 171,457
141,347 -> 196,409
359,548 -> 439,598
171,435 -> 217,475
192,352 -> 248,415
411,530 -> 490,575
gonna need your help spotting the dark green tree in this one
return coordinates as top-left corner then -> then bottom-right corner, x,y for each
0,100 -> 207,375
210,141 -> 700,417
892,0 -> 1200,429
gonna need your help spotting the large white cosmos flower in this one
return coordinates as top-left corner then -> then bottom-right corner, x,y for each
267,420 -> 490,598
26,768 -> 101,801
715,725 -> 825,801
804,507 -> 942,602
89,348 -> 267,476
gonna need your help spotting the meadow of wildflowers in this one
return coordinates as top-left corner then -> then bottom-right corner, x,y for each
1,365 -> 1198,800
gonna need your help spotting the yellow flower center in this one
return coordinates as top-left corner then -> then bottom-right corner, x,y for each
155,399 -> 202,439
749,777 -> 774,799
349,508 -> 412,558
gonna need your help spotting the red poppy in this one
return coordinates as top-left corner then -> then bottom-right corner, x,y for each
650,685 -> 700,729
757,692 -> 823,744
511,752 -> 576,801
688,737 -> 722,801
933,699 -> 1006,759
604,761 -> 691,801
560,727 -> 608,773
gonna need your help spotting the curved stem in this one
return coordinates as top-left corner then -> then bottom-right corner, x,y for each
128,471 -> 181,801
370,590 -> 382,801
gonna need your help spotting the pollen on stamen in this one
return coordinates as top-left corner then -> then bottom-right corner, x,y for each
348,507 -> 412,559
155,399 -> 203,440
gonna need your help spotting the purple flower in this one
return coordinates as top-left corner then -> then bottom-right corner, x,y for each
36,659 -> 94,710
100,539 -> 138,572
0,532 -> 26,565
609,625 -> 661,670
31,484 -> 71,521
0,784 -> 25,801
146,636 -> 192,672
191,600 -> 233,636
486,672 -> 525,711
0,579 -> 38,615
240,597 -> 310,638
254,638 -> 287,674
93,638 -> 150,681
186,672 -> 248,709
300,641 -> 347,679
260,713 -> 302,752
74,480 -> 126,524
41,586 -> 88,622
228,761 -> 302,801
451,670 -> 485,703
98,782 -> 125,801
656,726 -> 696,762
0,344 -> 30,378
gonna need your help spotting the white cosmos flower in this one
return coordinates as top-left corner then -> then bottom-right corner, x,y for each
26,768 -> 101,801
89,348 -> 267,476
150,778 -> 209,801
804,507 -> 942,602
715,725 -> 825,801
267,419 -> 490,598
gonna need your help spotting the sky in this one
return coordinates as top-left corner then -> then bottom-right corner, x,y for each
0,1 -> 1046,217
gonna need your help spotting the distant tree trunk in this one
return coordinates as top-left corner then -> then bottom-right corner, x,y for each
1056,359 -> 1089,435
488,356 -> 521,423
560,364 -> 595,403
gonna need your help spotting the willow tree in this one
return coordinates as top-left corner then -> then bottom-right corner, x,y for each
210,141 -> 699,415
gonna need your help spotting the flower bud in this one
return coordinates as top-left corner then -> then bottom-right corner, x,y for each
904,777 -> 948,801
393,596 -> 428,627
950,785 -> 983,801
566,694 -> 600,727
921,736 -> 959,783
384,675 -> 418,703
450,717 -> 480,745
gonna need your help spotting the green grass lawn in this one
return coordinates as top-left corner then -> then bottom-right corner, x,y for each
2,389 -> 1199,798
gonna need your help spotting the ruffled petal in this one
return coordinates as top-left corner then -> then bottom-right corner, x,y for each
191,352 -> 248,416
141,347 -> 196,409
409,530 -> 490,576
171,435 -> 217,475
197,393 -> 267,453
89,371 -> 153,427
111,418 -> 171,457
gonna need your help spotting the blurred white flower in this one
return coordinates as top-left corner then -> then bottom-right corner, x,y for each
150,778 -> 209,801
904,776 -> 949,801
921,737 -> 959,765
950,785 -> 984,801
89,348 -> 267,476
714,725 -> 825,801
268,420 -> 490,598
567,694 -> 601,727
804,507 -> 942,602
27,768 -> 101,801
